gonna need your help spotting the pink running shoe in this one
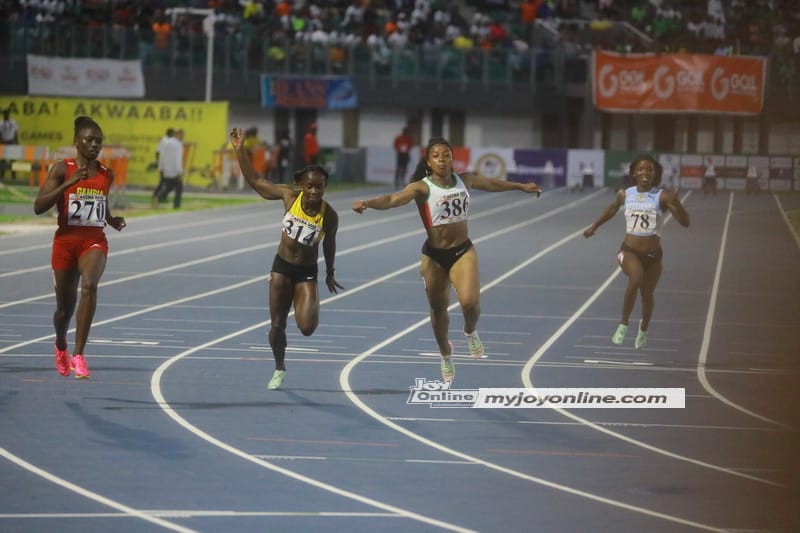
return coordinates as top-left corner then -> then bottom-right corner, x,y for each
70,355 -> 91,379
55,344 -> 70,376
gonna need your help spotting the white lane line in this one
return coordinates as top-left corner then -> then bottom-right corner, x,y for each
0,190 -> 527,306
149,276 -> 476,533
340,242 -> 726,528
0,209 -> 266,257
0,511 -> 400,519
144,193 -> 601,533
519,192 -> 788,487
0,448 -> 198,533
254,454 -> 477,465
0,208 -> 401,283
773,193 -> 800,250
696,193 -> 789,428
0,191 -> 572,353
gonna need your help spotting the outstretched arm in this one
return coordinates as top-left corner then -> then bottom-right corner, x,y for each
583,190 -> 625,238
352,181 -> 426,213
463,171 -> 541,196
230,128 -> 292,201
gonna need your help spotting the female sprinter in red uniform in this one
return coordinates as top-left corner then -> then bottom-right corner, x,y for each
34,116 -> 126,378
352,137 -> 541,384
230,127 -> 344,390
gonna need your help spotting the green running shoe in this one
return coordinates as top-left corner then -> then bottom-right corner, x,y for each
465,330 -> 486,359
267,369 -> 286,390
611,324 -> 628,345
634,322 -> 648,349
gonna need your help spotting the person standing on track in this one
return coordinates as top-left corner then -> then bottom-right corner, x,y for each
230,127 -> 344,390
34,116 -> 127,379
351,136 -> 542,384
583,154 -> 689,349
393,125 -> 414,189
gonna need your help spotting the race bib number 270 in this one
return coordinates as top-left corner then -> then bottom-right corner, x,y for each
67,193 -> 106,227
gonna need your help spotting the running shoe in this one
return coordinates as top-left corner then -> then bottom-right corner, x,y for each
267,370 -> 286,390
70,354 -> 91,379
465,330 -> 485,359
611,324 -> 628,345
440,356 -> 455,384
634,322 -> 648,349
55,344 -> 70,376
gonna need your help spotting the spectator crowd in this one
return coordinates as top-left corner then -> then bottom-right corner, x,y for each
1,0 -> 798,86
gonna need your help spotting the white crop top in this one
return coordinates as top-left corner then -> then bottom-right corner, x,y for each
417,174 -> 470,229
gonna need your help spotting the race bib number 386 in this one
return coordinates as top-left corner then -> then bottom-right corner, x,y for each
67,193 -> 107,227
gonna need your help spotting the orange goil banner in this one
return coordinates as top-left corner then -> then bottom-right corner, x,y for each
592,51 -> 766,115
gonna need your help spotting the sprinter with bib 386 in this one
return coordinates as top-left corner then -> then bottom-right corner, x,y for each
352,137 -> 541,384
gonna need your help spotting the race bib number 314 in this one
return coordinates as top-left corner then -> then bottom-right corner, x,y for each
68,193 -> 107,227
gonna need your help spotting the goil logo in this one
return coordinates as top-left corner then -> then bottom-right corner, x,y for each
710,68 -> 758,100
654,67 -> 704,98
598,65 -> 645,97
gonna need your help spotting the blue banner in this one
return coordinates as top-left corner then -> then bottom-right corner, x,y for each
260,75 -> 358,109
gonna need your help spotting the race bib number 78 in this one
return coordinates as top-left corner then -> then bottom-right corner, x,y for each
68,193 -> 107,227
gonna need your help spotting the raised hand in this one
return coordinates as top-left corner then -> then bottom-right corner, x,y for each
229,128 -> 244,150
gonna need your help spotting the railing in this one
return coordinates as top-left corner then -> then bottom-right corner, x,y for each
2,20 -> 580,90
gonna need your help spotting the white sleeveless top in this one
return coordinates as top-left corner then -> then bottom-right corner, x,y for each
624,187 -> 662,237
417,173 -> 470,229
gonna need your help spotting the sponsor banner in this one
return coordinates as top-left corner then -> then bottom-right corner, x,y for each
451,146 -> 471,175
566,149 -> 605,188
604,150 -> 640,189
795,157 -> 800,190
592,51 -> 766,114
260,75 -> 357,109
364,146 -> 421,184
722,154 -> 749,190
27,55 -> 145,98
656,153 -> 681,189
467,148 -> 516,180
678,153 -> 704,189
510,149 -> 567,188
0,96 -> 228,187
769,156 -> 793,190
749,155 -> 771,191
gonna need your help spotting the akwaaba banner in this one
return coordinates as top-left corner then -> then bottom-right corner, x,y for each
0,96 -> 228,186
592,51 -> 766,115
27,55 -> 145,98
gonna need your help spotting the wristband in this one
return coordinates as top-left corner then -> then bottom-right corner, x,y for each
326,268 -> 335,276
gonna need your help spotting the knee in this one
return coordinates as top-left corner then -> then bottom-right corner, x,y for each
269,323 -> 287,342
460,298 -> 480,316
627,276 -> 643,291
429,302 -> 449,316
80,280 -> 99,295
299,324 -> 317,337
